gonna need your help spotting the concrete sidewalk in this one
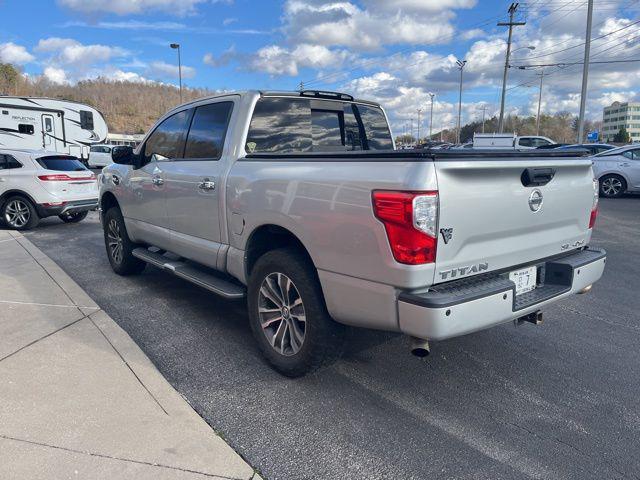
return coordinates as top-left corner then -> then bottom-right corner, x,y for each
0,229 -> 260,480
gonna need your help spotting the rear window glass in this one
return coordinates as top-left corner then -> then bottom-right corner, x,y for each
246,97 -> 391,154
184,102 -> 233,159
36,156 -> 87,171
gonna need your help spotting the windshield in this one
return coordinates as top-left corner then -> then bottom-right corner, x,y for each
36,156 -> 88,171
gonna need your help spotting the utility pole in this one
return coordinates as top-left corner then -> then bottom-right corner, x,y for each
497,3 -> 526,133
478,105 -> 488,133
428,93 -> 435,140
456,59 -> 467,144
536,71 -> 545,136
410,118 -> 414,143
416,108 -> 422,143
298,81 -> 305,91
577,0 -> 594,143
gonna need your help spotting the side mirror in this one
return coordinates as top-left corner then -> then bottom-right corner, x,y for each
111,146 -> 136,165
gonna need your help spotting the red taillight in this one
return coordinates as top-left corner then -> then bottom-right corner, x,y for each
372,190 -> 438,265
589,206 -> 598,229
38,174 -> 73,181
589,178 -> 598,229
37,173 -> 95,182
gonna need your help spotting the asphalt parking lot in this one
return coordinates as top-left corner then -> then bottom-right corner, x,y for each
21,197 -> 640,480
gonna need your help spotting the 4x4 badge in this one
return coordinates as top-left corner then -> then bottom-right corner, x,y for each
440,228 -> 453,244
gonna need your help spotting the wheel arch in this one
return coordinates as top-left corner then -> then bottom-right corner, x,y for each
0,189 -> 38,210
244,224 -> 316,280
100,191 -> 121,224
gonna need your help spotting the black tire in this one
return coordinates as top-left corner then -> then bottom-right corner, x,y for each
599,174 -> 626,198
248,248 -> 344,377
103,207 -> 146,276
59,211 -> 89,223
1,195 -> 39,230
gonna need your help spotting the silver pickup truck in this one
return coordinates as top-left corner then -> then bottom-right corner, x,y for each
99,90 -> 606,377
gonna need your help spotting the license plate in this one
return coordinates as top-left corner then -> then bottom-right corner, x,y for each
509,266 -> 537,295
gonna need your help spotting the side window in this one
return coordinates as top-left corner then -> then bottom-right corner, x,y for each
143,110 -> 191,163
6,155 -> 22,169
246,98 -> 312,154
184,102 -> 233,159
0,155 -> 5,170
625,149 -> 640,160
355,105 -> 393,150
80,110 -> 94,130
18,124 -> 34,135
519,138 -> 533,147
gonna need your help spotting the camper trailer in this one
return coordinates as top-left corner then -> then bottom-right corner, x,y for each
0,97 -> 108,159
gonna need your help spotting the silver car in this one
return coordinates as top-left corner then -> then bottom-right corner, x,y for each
592,145 -> 640,197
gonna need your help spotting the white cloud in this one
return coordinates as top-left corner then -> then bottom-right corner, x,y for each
36,37 -> 128,66
203,46 -> 237,68
147,61 -> 196,79
56,0 -> 212,16
223,17 -> 238,26
0,42 -> 34,64
283,1 -> 459,51
248,43 -> 350,76
43,66 -> 69,85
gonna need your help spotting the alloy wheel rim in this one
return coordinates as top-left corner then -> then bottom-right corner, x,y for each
107,219 -> 124,264
5,200 -> 30,228
602,178 -> 622,196
258,272 -> 306,356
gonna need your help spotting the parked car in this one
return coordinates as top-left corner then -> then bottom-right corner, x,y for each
88,144 -> 114,168
99,90 -> 605,377
556,144 -> 616,155
472,134 -> 555,149
592,145 -> 640,197
0,149 -> 97,230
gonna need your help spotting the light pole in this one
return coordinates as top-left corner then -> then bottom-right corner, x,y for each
416,108 -> 422,143
536,71 -> 545,136
428,93 -> 435,140
456,59 -> 466,144
170,43 -> 183,103
478,104 -> 488,133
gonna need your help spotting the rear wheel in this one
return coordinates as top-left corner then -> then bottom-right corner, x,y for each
103,207 -> 146,275
59,211 -> 88,223
599,175 -> 626,198
2,196 -> 39,230
248,248 -> 344,377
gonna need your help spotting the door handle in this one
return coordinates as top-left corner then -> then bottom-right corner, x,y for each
619,163 -> 630,167
112,174 -> 120,185
152,176 -> 164,186
198,179 -> 215,191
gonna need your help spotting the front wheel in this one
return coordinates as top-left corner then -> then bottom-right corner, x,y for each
2,196 -> 39,230
103,207 -> 146,276
599,175 -> 626,198
59,211 -> 88,223
248,248 -> 344,377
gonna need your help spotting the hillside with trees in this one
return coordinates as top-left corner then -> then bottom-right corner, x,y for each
0,63 -> 214,134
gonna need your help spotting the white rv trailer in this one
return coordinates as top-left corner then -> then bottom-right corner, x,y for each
0,96 -> 108,159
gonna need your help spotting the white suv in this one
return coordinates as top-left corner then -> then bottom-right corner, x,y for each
0,149 -> 98,230
88,145 -> 114,168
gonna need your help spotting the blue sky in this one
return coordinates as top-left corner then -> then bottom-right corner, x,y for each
1,0 -> 639,134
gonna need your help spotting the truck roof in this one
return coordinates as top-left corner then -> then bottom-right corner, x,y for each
166,90 -> 382,113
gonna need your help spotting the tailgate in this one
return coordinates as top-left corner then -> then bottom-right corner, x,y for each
38,170 -> 98,199
433,157 -> 596,284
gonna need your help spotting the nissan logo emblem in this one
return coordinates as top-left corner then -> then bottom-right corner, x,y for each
528,189 -> 543,212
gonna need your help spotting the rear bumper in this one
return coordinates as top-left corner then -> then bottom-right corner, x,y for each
37,199 -> 99,218
398,248 -> 606,340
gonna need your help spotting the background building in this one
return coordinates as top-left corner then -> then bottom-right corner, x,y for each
602,101 -> 640,142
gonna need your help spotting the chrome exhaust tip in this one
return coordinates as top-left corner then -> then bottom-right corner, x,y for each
578,285 -> 592,294
409,337 -> 430,358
